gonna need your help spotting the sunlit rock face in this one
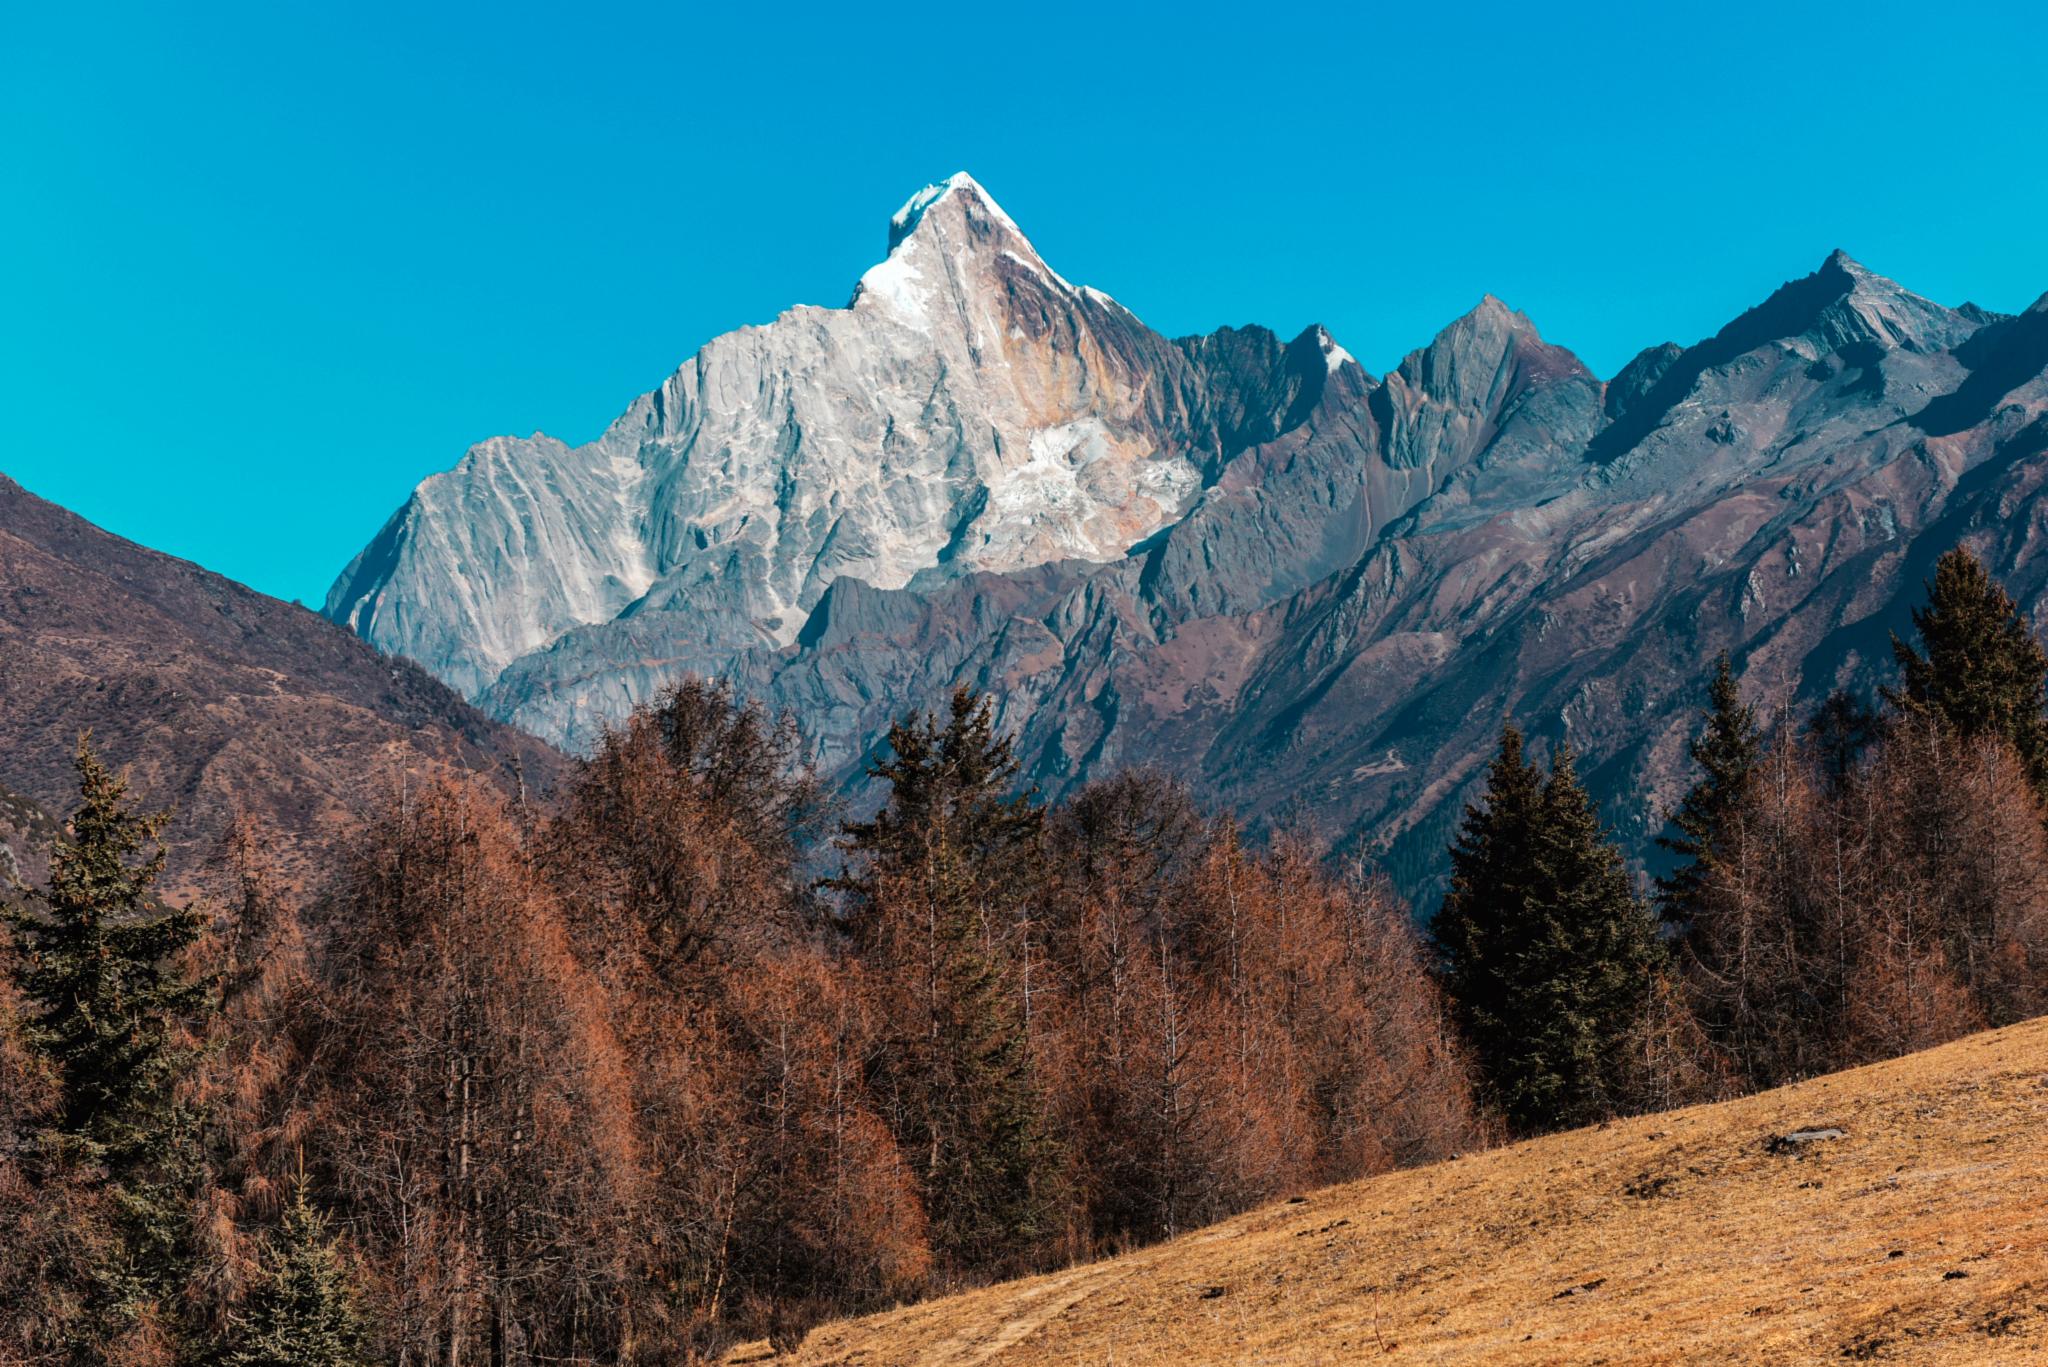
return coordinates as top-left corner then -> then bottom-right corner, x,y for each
330,176 -> 2048,899
326,174 -> 1249,709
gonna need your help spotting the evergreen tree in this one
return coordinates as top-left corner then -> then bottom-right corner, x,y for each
1887,546 -> 2048,798
1430,725 -> 1545,1093
1518,743 -> 1664,1130
1806,688 -> 1880,796
1656,654 -> 1762,929
5,734 -> 209,1335
836,687 -> 1042,909
1433,729 -> 1661,1134
223,1181 -> 372,1367
834,689 -> 1055,1270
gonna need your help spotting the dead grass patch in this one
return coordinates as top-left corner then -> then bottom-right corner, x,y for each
742,1017 -> 2048,1364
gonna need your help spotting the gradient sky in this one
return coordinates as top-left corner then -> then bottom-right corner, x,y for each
7,1 -> 2046,606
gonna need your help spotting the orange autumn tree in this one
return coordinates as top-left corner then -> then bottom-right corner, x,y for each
317,776 -> 643,1365
549,680 -> 929,1351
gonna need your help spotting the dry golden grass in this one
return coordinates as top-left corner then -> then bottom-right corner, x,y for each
740,1018 -> 2048,1365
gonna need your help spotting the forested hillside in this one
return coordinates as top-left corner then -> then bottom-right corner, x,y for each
4,547 -> 2047,1363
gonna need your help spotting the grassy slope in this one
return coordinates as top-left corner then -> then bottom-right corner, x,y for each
755,1018 -> 2048,1365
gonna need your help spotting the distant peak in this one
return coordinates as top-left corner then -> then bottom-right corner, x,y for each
1450,294 -> 1536,334
886,171 -> 1031,254
1814,250 -> 1923,304
1392,294 -> 1590,400
858,173 -> 1073,321
1424,294 -> 1545,353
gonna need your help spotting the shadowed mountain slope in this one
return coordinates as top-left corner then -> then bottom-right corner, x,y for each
0,474 -> 567,888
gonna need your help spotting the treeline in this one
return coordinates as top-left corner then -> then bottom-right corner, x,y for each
1432,547 -> 2048,1133
1,685 -> 1474,1363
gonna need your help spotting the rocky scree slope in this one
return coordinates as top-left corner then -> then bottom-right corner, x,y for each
328,175 -> 2048,890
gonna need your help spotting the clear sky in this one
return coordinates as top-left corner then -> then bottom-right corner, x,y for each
6,1 -> 2045,606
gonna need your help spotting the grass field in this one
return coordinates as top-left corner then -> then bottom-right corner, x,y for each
736,1017 -> 2048,1365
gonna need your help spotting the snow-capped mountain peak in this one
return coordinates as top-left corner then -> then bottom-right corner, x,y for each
855,171 -> 1072,326
328,173 -> 1205,714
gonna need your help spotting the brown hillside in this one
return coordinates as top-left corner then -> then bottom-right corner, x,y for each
0,473 -> 568,889
767,1019 -> 2048,1365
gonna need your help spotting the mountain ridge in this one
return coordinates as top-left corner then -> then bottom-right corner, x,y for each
322,176 -> 2048,893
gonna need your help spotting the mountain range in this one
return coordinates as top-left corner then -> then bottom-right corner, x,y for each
27,171 -> 2045,896
320,174 -> 2048,886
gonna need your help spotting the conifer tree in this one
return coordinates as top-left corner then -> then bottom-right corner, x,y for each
1888,546 -> 2048,798
5,734 -> 209,1335
1519,743 -> 1663,1130
1657,654 -> 1762,930
1433,729 -> 1660,1134
223,1180 -> 372,1367
837,687 -> 1043,907
1807,688 -> 1880,796
835,689 -> 1055,1271
1430,725 -> 1544,1091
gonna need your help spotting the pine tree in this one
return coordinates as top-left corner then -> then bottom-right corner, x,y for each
1887,546 -> 2048,798
836,687 -> 1042,910
1656,654 -> 1762,930
1430,725 -> 1545,1096
915,837 -> 1051,1268
5,734 -> 210,1332
1432,729 -> 1661,1134
224,1180 -> 373,1367
834,689 -> 1055,1271
1517,743 -> 1663,1131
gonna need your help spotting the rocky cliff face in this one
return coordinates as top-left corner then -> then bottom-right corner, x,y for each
328,175 -> 2048,894
327,174 -> 1304,707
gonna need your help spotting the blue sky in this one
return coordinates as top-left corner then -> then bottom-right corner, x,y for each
6,1 -> 2045,606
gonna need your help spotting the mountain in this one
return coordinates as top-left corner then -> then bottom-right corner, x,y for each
0,475 -> 567,889
771,1016 -> 2048,1365
326,174 -> 1309,702
327,175 -> 2048,891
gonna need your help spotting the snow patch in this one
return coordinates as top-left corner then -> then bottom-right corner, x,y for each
1318,326 -> 1356,374
988,420 -> 1109,523
974,420 -> 1199,562
885,172 -> 1073,290
854,253 -> 931,330
889,178 -> 960,241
